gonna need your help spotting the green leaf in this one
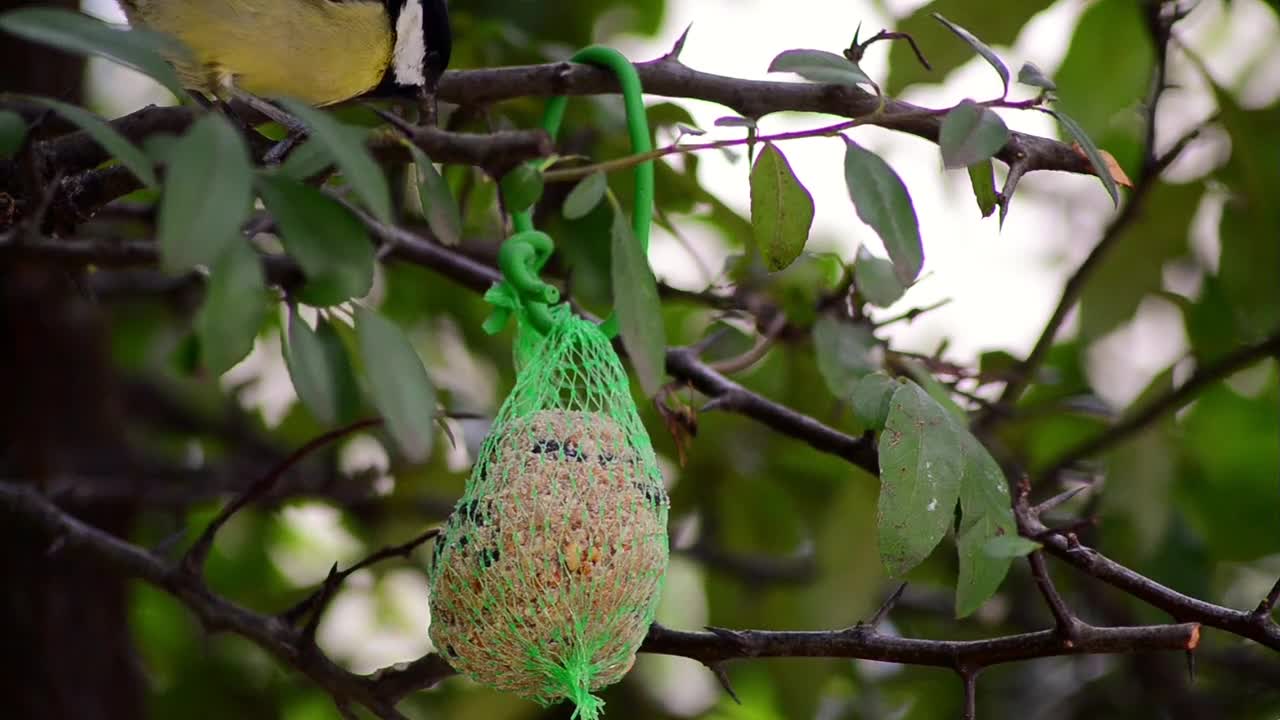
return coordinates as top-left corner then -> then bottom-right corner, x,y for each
939,101 -> 1010,169
1053,0 -> 1152,178
1180,379 -> 1280,561
1213,91 -> 1280,337
563,171 -> 608,220
933,13 -> 1010,97
1078,181 -> 1198,342
1048,109 -> 1120,206
0,7 -> 187,97
887,0 -> 1053,94
967,159 -> 998,218
955,432 -> 1017,617
256,173 -> 374,306
768,49 -> 874,88
853,372 -> 899,430
159,114 -> 253,272
751,143 -> 815,272
25,96 -> 157,186
813,314 -> 879,399
285,313 -> 360,426
405,143 -> 462,245
901,358 -> 967,422
1017,62 -> 1056,90
842,139 -> 923,285
854,246 -> 905,308
278,139 -> 331,181
500,163 -> 544,213
355,306 -> 436,463
278,100 -> 393,224
983,535 -> 1040,558
611,210 -> 667,396
877,380 -> 965,577
195,241 -> 266,377
0,110 -> 28,159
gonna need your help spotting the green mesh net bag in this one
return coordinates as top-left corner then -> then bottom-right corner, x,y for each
428,305 -> 669,718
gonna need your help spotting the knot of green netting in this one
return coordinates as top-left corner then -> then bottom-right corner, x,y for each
482,44 -> 654,348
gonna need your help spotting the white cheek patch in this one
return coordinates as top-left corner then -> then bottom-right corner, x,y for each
393,0 -> 427,86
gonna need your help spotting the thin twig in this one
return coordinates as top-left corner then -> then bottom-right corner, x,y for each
1252,577 -> 1280,624
182,418 -> 383,575
1043,333 -> 1280,476
1028,550 -> 1082,644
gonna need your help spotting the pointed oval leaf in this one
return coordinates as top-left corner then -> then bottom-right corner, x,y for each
984,535 -> 1041,559
769,48 -> 874,88
939,101 -> 1010,169
843,139 -> 923,285
404,143 -> 462,245
877,380 -> 965,578
955,432 -> 1017,617
854,246 -> 905,308
563,171 -> 608,220
1017,62 -> 1056,91
611,210 -> 667,396
933,13 -> 1010,97
195,241 -> 266,377
355,306 -> 436,463
813,314 -> 879,399
500,163 -> 544,213
853,372 -> 899,430
279,139 -> 332,181
159,114 -> 253,272
278,100 -> 394,224
285,313 -> 361,426
256,173 -> 374,306
25,96 -> 157,186
967,159 -> 998,218
0,110 -> 27,159
0,8 -> 188,96
1049,109 -> 1120,206
751,143 -> 815,272
714,116 -> 757,128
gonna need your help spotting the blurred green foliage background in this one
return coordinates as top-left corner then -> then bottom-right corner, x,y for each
3,0 -> 1279,718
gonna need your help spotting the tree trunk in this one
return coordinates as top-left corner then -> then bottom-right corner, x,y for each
0,1 -> 146,717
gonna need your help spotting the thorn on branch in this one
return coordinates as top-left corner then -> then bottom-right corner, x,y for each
1030,485 -> 1090,518
846,29 -> 932,71
1251,576 -> 1280,625
182,418 -> 383,577
855,582 -> 908,633
282,526 -> 442,633
665,23 -> 694,62
710,663 -> 741,704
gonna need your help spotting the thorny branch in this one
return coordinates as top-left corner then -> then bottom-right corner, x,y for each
2,9 -> 1277,718
983,3 -> 1196,419
0,479 -> 1210,717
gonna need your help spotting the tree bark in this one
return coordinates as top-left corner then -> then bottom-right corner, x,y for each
0,1 -> 145,717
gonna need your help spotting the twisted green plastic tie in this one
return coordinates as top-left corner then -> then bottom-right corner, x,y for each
490,45 -> 654,339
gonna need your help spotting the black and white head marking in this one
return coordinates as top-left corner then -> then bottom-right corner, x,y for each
381,0 -> 452,93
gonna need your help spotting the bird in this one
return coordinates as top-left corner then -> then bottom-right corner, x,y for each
114,0 -> 452,108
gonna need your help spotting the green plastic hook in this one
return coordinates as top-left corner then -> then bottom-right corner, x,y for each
490,45 -> 654,338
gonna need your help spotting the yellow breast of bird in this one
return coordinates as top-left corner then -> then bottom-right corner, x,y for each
125,0 -> 394,106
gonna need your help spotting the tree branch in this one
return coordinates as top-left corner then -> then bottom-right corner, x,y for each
1017,491 -> 1280,651
1043,332 -> 1280,476
0,479 -> 1206,716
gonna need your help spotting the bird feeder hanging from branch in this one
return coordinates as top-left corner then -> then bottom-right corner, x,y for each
428,46 -> 667,720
